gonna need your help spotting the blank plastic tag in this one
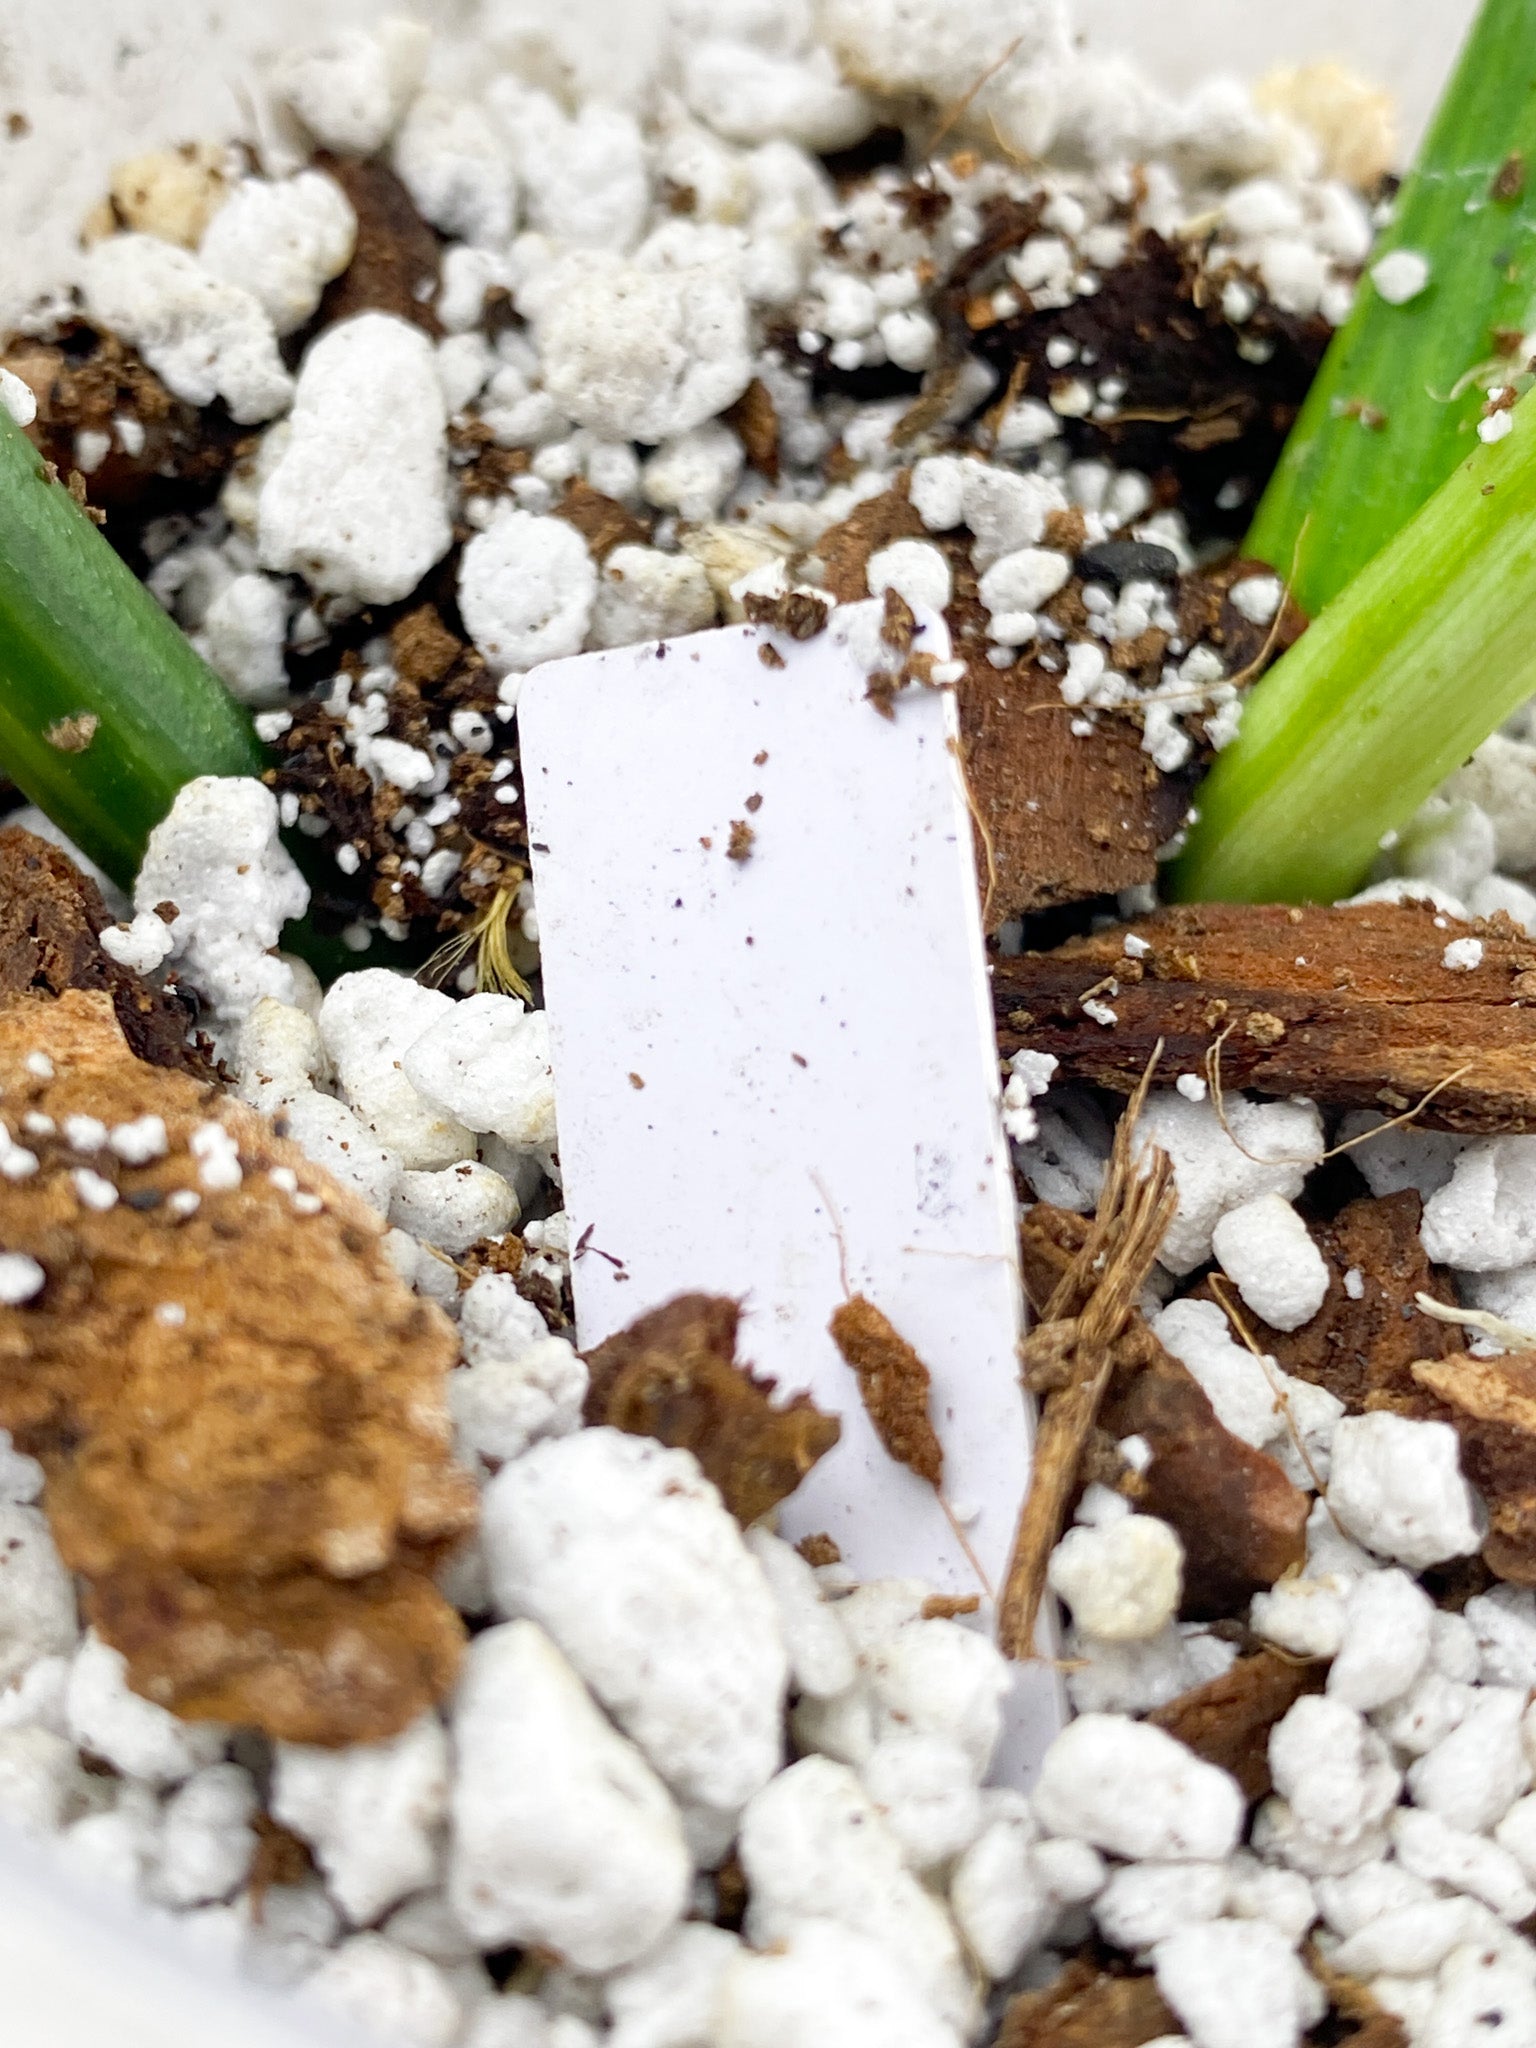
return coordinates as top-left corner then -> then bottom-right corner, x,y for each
519,615 -> 1065,1778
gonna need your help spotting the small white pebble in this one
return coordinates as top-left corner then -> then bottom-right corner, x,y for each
0,1144 -> 38,1183
1229,575 -> 1283,626
167,1190 -> 201,1218
109,1116 -> 168,1165
71,1169 -> 118,1213
1442,937 -> 1484,971
1176,1074 -> 1208,1102
1480,409 -> 1516,445
24,1054 -> 53,1080
1343,1268 -> 1365,1301
0,1254 -> 45,1305
1372,249 -> 1431,305
1082,999 -> 1118,1027
189,1122 -> 243,1192
62,1115 -> 107,1153
1123,933 -> 1151,959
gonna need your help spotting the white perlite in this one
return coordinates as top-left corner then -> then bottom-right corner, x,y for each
447,1620 -> 689,1971
1047,1514 -> 1184,1641
258,312 -> 451,605
0,1502 -> 77,1686
715,1917 -> 961,2048
318,971 -> 474,1170
1134,1091 -> 1324,1274
272,1713 -> 450,1925
1210,1194 -> 1330,1332
64,1633 -> 225,1788
531,254 -> 753,442
1032,1715 -> 1244,1862
738,1755 -> 976,2035
481,1429 -> 788,1812
81,234 -> 292,424
459,513 -> 597,679
450,1273 -> 586,1471
1153,1918 -> 1326,2048
197,171 -> 355,336
1326,1413 -> 1485,1569
1371,249 -> 1431,305
134,778 -> 309,1029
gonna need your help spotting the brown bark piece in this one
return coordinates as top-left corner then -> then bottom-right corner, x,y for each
1148,1649 -> 1324,1802
814,485 -> 925,603
0,826 -> 213,1079
0,989 -> 476,1743
997,1958 -> 1178,2048
1197,1191 -> 1461,1414
1101,1322 -> 1310,1618
584,1293 -> 840,1525
829,1295 -> 943,1485
553,478 -> 651,561
814,492 -> 1268,925
1412,1351 -> 1536,1584
725,377 -> 781,482
995,900 -> 1536,1133
313,154 -> 442,335
955,650 -> 1192,925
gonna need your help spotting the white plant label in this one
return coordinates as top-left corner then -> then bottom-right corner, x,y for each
520,613 -> 1065,1778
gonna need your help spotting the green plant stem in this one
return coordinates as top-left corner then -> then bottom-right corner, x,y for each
1168,397 -> 1536,904
1245,0 -> 1536,618
0,404 -> 265,888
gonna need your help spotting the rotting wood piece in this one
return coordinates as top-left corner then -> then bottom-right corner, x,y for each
584,1293 -> 840,1526
996,900 -> 1536,1132
1148,1649 -> 1324,1802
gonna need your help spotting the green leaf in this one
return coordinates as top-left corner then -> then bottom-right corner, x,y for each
0,403 -> 265,888
1245,0 -> 1536,618
1169,396 -> 1536,904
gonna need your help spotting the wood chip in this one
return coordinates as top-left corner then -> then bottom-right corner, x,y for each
1148,1648 -> 1324,1801
584,1293 -> 840,1525
996,900 -> 1536,1131
829,1295 -> 943,1485
313,153 -> 442,336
